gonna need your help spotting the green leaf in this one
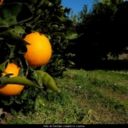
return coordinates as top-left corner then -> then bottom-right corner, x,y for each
0,3 -> 32,27
8,26 -> 25,38
0,76 -> 37,88
35,70 -> 60,93
0,61 -> 8,73
0,3 -> 22,27
66,33 -> 78,40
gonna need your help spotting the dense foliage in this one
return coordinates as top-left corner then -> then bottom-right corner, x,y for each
71,0 -> 128,68
0,0 -> 76,76
0,0 -> 76,113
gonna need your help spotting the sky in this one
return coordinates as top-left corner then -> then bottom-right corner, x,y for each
61,0 -> 95,14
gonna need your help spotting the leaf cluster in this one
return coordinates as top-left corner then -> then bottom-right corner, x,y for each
72,0 -> 128,68
0,0 -> 74,113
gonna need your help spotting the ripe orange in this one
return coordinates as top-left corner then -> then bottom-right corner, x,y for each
24,32 -> 52,67
0,63 -> 24,96
0,0 -> 4,5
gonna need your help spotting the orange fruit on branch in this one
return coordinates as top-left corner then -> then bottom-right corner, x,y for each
24,32 -> 52,67
0,63 -> 24,96
0,0 -> 4,5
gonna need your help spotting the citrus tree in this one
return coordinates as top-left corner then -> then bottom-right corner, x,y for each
73,0 -> 128,68
0,0 -> 75,113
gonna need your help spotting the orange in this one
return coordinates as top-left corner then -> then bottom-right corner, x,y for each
0,63 -> 24,96
0,0 -> 4,5
24,32 -> 52,67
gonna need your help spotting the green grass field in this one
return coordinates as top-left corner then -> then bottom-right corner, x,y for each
3,69 -> 128,124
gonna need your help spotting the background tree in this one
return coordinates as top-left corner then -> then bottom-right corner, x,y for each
72,0 -> 128,68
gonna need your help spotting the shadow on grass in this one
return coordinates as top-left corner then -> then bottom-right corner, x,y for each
75,60 -> 128,71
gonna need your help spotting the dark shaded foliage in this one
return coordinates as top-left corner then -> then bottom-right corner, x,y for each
0,0 -> 76,113
72,1 -> 128,69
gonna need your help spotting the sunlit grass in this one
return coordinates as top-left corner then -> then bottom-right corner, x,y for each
5,69 -> 128,124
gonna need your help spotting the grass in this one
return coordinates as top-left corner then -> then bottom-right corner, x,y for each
2,69 -> 128,124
